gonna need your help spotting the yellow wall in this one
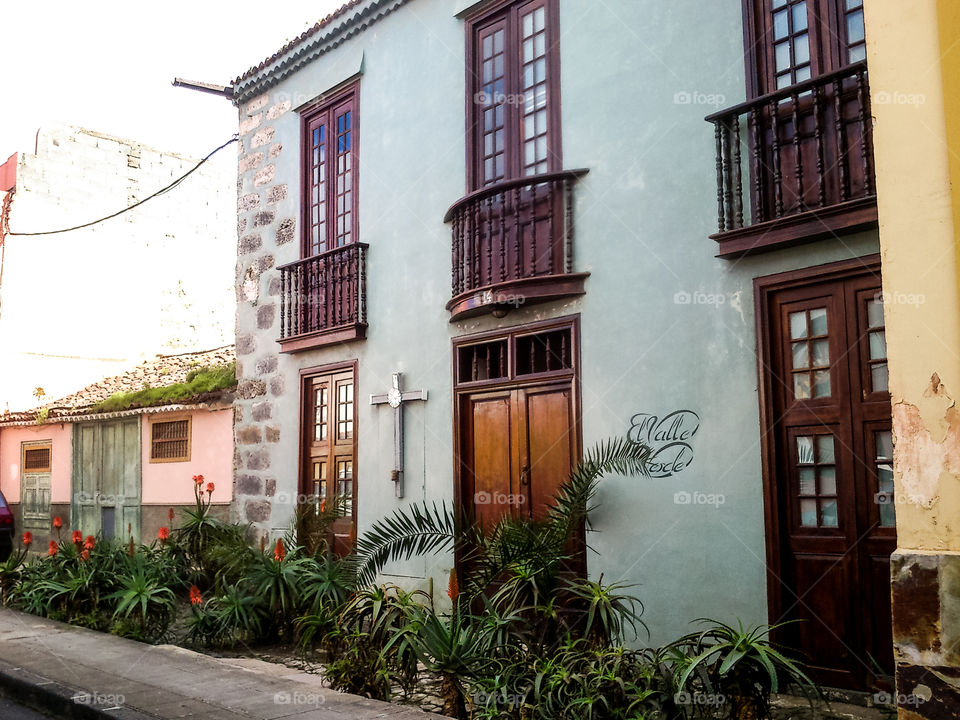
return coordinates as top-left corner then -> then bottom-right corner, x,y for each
866,0 -> 960,550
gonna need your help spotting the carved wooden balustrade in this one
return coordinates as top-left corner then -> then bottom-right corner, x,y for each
443,169 -> 590,320
706,61 -> 876,256
278,243 -> 367,351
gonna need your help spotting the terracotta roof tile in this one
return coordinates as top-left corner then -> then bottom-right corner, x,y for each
232,0 -> 364,86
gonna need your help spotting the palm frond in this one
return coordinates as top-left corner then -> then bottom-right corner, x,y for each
355,502 -> 477,585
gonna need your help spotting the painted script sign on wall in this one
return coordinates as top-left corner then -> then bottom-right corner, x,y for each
628,410 -> 701,478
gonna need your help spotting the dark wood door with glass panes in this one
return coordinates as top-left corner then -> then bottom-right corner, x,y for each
765,270 -> 894,690
303,368 -> 356,556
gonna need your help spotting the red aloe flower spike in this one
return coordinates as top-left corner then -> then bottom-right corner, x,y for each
72,530 -> 82,545
48,541 -> 58,557
84,535 -> 95,551
273,539 -> 285,562
22,532 -> 32,547
158,526 -> 169,543
80,549 -> 90,561
52,516 -> 62,529
189,585 -> 203,606
206,482 -> 215,495
168,507 -> 175,522
447,567 -> 459,601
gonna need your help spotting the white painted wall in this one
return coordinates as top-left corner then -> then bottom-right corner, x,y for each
0,125 -> 236,412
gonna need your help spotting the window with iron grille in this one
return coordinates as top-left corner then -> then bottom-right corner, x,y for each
23,444 -> 52,472
150,418 -> 191,463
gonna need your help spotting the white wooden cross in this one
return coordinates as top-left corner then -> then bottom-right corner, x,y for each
369,372 -> 428,499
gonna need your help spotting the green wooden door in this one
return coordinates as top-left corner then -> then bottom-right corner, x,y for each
72,419 -> 141,541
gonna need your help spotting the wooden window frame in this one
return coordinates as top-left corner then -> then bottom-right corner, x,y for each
149,415 -> 192,464
22,441 -> 52,473
464,0 -> 562,192
741,0 -> 867,99
300,82 -> 360,259
298,360 -> 359,543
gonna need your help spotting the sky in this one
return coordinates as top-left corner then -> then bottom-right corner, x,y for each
0,0 -> 346,159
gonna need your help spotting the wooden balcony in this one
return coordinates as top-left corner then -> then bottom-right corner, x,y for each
443,170 -> 590,321
706,61 -> 877,257
277,243 -> 367,353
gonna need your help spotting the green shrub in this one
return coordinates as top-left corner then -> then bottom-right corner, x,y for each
91,362 -> 237,413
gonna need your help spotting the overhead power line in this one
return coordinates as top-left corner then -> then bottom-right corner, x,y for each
8,136 -> 238,237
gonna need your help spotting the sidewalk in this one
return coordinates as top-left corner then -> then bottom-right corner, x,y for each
0,607 -> 434,719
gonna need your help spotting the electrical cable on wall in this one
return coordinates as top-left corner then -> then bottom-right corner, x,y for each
7,136 -> 238,237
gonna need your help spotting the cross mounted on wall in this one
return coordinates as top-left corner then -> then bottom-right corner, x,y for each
370,372 -> 428,499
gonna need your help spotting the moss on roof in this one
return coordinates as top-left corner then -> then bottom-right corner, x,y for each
90,362 -> 237,413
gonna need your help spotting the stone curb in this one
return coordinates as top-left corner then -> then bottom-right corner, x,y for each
0,658 -> 156,720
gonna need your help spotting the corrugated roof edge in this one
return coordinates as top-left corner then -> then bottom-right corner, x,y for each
231,0 -> 411,105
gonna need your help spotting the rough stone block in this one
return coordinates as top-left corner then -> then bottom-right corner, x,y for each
236,335 -> 257,355
269,375 -> 285,397
255,255 -> 275,273
265,478 -> 277,496
245,499 -> 271,523
251,127 -> 275,148
269,143 -> 283,158
237,379 -> 267,399
253,211 -> 275,228
238,193 -> 260,212
253,164 -> 275,187
245,94 -> 269,115
236,475 -> 262,495
238,151 -> 264,173
266,185 -> 287,204
246,449 -> 270,470
256,304 -> 276,330
251,401 -> 272,422
238,234 -> 262,255
275,218 -> 295,245
265,427 -> 280,443
266,100 -> 291,120
255,355 -> 278,375
236,426 -> 262,444
268,277 -> 282,296
239,113 -> 262,135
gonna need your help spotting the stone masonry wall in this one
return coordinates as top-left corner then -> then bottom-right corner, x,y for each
233,93 -> 294,542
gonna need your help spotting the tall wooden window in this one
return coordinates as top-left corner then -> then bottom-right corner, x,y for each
150,417 -> 191,463
749,0 -> 867,96
302,86 -> 358,257
303,367 -> 356,556
467,0 -> 560,190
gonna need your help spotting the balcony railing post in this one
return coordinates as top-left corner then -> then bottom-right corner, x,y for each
856,68 -> 873,197
814,84 -> 827,208
564,176 -> 574,275
770,98 -> 784,218
732,114 -> 743,228
714,120 -> 726,232
280,267 -> 287,338
749,108 -> 765,224
791,91 -> 804,212
833,77 -> 849,202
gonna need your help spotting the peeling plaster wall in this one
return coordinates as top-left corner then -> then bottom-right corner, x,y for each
867,1 -> 960,554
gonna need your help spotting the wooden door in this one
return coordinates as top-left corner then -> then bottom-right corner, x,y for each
72,420 -> 141,541
460,382 -> 577,528
20,443 -> 52,533
765,272 -> 894,690
303,368 -> 356,556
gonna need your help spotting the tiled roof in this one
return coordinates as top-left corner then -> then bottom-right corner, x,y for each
232,0 -> 364,85
0,345 -> 235,423
230,0 -> 410,104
